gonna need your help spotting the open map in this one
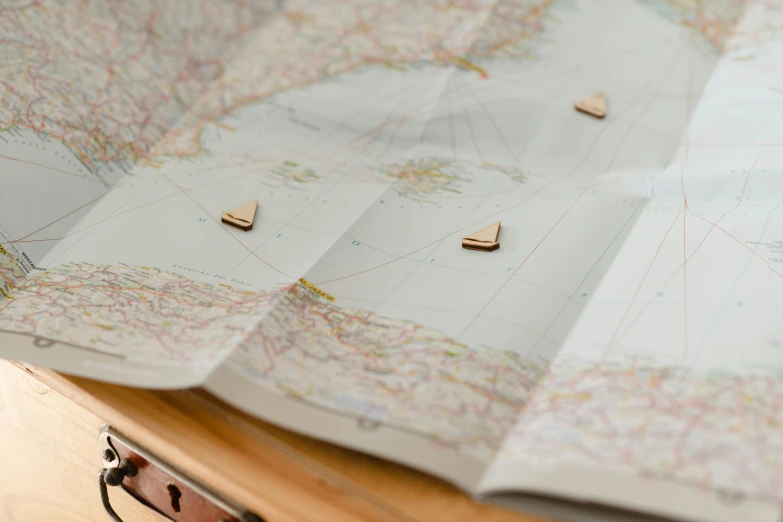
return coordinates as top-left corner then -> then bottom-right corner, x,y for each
3,0 -> 783,521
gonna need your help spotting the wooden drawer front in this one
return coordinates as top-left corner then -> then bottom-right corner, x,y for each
0,361 -> 541,522
0,362 -> 163,522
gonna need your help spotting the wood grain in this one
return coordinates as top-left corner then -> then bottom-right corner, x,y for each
0,361 -> 166,522
3,361 -> 548,522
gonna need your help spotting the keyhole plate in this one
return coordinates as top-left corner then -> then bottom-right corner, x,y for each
99,425 -> 264,522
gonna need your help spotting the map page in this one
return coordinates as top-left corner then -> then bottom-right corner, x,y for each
484,2 -> 783,522
1,0 -> 780,519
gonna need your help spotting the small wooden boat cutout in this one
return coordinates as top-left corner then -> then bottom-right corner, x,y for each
462,222 -> 500,252
574,92 -> 606,119
221,200 -> 257,231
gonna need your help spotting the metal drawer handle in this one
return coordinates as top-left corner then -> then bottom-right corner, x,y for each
97,426 -> 265,522
98,459 -> 264,522
99,459 -> 138,522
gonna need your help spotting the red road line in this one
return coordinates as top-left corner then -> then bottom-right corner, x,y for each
160,171 -> 294,279
0,154 -> 100,182
3,193 -> 106,244
602,208 -> 685,358
457,188 -> 589,339
463,81 -> 520,164
611,160 -> 766,349
453,79 -> 485,162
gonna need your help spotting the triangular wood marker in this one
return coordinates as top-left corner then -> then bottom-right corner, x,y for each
574,92 -> 606,119
221,200 -> 257,231
462,222 -> 500,252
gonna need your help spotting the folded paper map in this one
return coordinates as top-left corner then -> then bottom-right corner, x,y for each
2,1 -> 783,521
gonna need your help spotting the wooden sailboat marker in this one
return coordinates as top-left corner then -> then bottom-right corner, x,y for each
462,222 -> 500,252
574,92 -> 606,119
221,200 -> 257,231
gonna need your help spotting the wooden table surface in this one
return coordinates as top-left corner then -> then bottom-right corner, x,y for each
0,360 -> 546,522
